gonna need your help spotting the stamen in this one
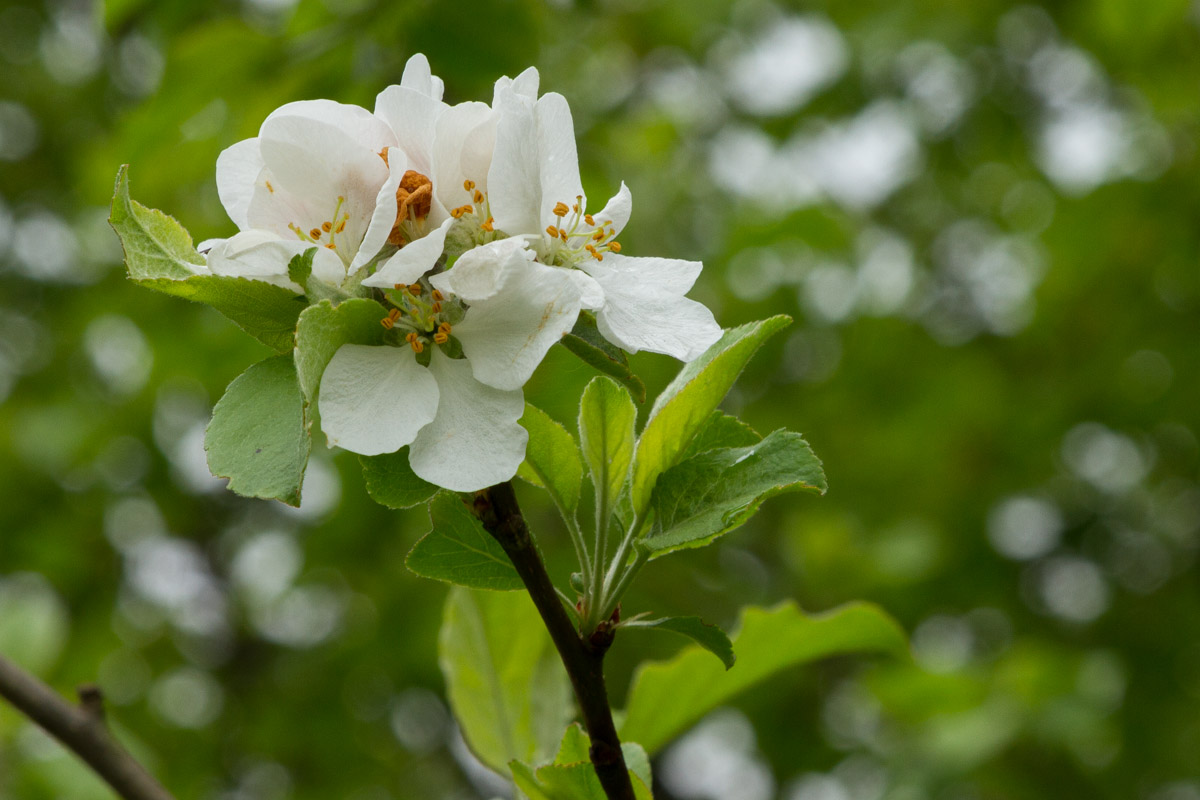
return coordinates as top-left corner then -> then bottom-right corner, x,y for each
381,307 -> 401,330
379,149 -> 390,166
381,316 -> 394,329
408,283 -> 423,296
438,322 -> 452,334
585,214 -> 595,226
451,205 -> 473,218
324,243 -> 336,250
431,302 -> 442,313
474,190 -> 484,204
405,331 -> 424,353
433,331 -> 449,344
553,202 -> 570,217
592,229 -> 606,241
463,179 -> 476,191
546,225 -> 560,238
265,180 -> 275,194
431,289 -> 444,302
321,221 -> 332,233
309,227 -> 322,239
481,217 -> 494,232
335,218 -> 347,234
607,241 -> 621,253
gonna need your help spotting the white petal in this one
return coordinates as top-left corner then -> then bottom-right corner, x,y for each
409,351 -> 527,491
215,138 -> 264,230
592,182 -> 632,238
582,254 -> 722,361
428,238 -> 532,302
362,218 -> 454,288
432,101 -> 497,211
570,270 -> 604,310
492,66 -> 540,103
374,82 -> 445,177
257,115 -> 388,257
400,54 -> 433,96
535,92 -> 585,227
351,146 -> 408,271
318,344 -> 439,456
487,82 -> 541,236
263,99 -> 395,154
450,251 -> 588,390
206,230 -> 343,290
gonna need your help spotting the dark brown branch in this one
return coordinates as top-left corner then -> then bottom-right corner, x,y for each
474,482 -> 635,800
0,654 -> 176,800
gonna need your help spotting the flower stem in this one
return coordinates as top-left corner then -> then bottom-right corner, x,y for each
0,655 -> 176,800
473,482 -> 636,800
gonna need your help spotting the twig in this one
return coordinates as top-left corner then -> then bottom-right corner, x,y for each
0,654 -> 176,800
473,482 -> 636,800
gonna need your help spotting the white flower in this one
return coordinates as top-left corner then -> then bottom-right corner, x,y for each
318,239 -> 594,490
205,56 -> 454,291
484,72 -> 722,361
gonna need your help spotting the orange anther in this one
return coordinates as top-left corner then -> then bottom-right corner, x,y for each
474,190 -> 484,203
553,202 -> 570,217
585,214 -> 595,226
607,241 -> 621,253
309,227 -> 322,239
463,179 -> 476,191
321,221 -> 332,232
431,289 -> 444,302
546,225 -> 559,238
433,331 -> 449,344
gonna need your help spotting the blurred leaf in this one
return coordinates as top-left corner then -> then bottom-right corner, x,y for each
294,298 -> 387,420
681,411 -> 762,459
624,616 -> 736,670
645,430 -> 826,557
621,600 -> 907,754
518,404 -> 584,516
205,355 -> 310,506
359,449 -> 438,509
407,493 -> 522,590
439,588 -> 572,777
630,316 -> 791,514
560,312 -> 647,404
579,377 -> 636,517
0,575 -> 69,675
109,164 -> 205,280
511,760 -> 654,800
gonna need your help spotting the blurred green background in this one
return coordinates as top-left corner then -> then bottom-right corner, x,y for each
2,0 -> 1199,798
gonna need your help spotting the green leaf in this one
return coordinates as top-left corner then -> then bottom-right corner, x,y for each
553,724 -> 653,789
517,404 -> 584,516
205,355 -> 310,507
287,247 -> 315,287
681,411 -> 762,459
359,449 -> 438,509
511,761 -> 654,800
406,493 -> 522,590
288,247 -> 352,304
625,616 -> 736,670
630,316 -> 791,515
621,600 -> 908,754
134,274 -> 306,353
111,165 -> 305,353
578,377 -> 637,516
294,298 -> 387,420
645,430 -> 826,556
559,311 -> 647,404
109,165 -> 206,281
439,588 -> 572,777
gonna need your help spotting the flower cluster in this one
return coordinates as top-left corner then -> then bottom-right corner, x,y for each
199,55 -> 722,491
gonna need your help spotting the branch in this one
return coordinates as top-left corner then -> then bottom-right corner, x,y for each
0,654 -> 176,800
474,482 -> 636,800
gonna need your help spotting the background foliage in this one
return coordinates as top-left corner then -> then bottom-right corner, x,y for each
1,0 -> 1198,798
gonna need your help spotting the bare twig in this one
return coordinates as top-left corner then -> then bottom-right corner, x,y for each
474,481 -> 636,800
0,654 -> 176,800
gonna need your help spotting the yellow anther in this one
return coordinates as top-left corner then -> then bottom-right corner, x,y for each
560,229 -> 568,242
321,221 -> 332,233
438,322 -> 452,334
607,241 -> 621,253
433,331 -> 449,344
463,179 -> 476,191
381,316 -> 395,329
412,340 -> 424,353
572,203 -> 580,214
585,214 -> 595,226
592,229 -> 606,241
335,218 -> 347,234
394,283 -> 405,291
474,190 -> 484,204
546,225 -> 559,238
451,204 -> 473,218
481,217 -> 494,232
265,180 -> 275,194
592,250 -> 603,261
431,302 -> 443,313
553,202 -> 570,217
431,289 -> 444,302
325,243 -> 336,250
408,284 -> 422,296
310,227 -> 322,239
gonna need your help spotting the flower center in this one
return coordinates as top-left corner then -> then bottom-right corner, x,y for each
287,195 -> 350,258
378,281 -> 463,359
378,150 -> 435,248
543,195 -> 621,267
